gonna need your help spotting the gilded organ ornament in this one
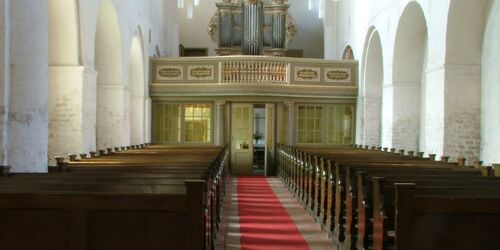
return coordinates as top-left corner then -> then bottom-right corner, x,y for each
207,12 -> 219,43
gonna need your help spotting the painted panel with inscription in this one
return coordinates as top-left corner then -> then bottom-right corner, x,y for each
294,67 -> 321,82
156,65 -> 184,81
324,68 -> 352,84
188,65 -> 216,81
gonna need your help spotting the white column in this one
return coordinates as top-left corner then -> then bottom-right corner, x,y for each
49,66 -> 97,165
97,84 -> 126,149
0,1 -> 10,166
48,67 -> 97,165
390,83 -> 421,152
49,66 -> 85,165
285,102 -> 295,145
442,64 -> 480,162
8,0 -> 49,172
215,100 -> 226,146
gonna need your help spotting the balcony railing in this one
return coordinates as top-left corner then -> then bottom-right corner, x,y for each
221,60 -> 288,84
150,56 -> 358,87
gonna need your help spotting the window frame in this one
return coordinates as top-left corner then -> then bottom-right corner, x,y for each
295,103 -> 356,146
152,102 -> 214,145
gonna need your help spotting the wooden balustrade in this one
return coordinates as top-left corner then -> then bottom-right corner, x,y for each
221,60 -> 287,84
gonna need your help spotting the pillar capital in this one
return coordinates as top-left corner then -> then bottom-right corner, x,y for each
215,100 -> 226,106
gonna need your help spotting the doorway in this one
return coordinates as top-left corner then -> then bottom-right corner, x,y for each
230,103 -> 275,176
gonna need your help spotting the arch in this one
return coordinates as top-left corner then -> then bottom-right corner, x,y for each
389,1 -> 428,151
342,45 -> 354,60
360,29 -> 383,146
441,0 -> 490,162
48,0 -> 80,66
481,0 -> 500,165
129,35 -> 146,145
95,0 -> 126,149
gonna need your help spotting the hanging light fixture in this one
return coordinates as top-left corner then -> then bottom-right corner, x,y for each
318,0 -> 325,19
187,3 -> 194,19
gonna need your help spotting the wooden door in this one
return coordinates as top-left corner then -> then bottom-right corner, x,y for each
265,103 -> 276,176
231,104 -> 254,175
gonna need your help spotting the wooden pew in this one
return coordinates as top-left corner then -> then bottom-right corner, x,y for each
1,145 -> 230,250
277,144 -> 500,250
0,180 -> 209,250
356,173 -> 498,250
332,164 -> 477,248
392,183 -> 500,250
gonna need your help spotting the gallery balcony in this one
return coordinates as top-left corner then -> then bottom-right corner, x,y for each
149,56 -> 358,99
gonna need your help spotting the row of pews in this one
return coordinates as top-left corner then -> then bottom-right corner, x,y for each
0,144 -> 230,250
277,144 -> 500,250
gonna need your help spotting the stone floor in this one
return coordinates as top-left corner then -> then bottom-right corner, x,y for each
216,177 -> 336,250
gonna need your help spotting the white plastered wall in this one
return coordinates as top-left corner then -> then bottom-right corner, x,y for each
327,0 -> 495,162
0,0 -> 174,171
481,0 -> 500,165
443,0 -> 489,163
76,0 -> 173,150
390,2 -> 427,152
358,29 -> 383,146
7,0 -> 49,172
0,1 -> 10,166
48,0 -> 91,165
129,36 -> 146,145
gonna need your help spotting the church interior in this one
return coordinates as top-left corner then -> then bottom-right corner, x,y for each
0,0 -> 500,249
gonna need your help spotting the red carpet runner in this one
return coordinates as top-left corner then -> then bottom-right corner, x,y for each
237,177 -> 309,250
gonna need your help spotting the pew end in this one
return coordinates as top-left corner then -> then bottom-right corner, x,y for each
457,157 -> 467,166
68,154 -> 77,162
428,154 -> 436,161
0,166 -> 11,177
441,156 -> 449,163
493,164 -> 500,177
107,148 -> 114,154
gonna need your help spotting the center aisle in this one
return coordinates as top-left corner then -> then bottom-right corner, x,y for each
217,177 -> 335,250
236,177 -> 313,250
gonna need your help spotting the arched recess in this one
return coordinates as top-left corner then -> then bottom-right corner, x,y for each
360,29 -> 383,146
481,0 -> 500,165
129,35 -> 146,145
48,0 -> 86,164
343,45 -> 354,60
389,2 -> 428,152
95,0 -> 126,149
443,0 -> 489,163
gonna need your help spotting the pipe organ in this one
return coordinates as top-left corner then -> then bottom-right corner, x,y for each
208,0 -> 296,56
